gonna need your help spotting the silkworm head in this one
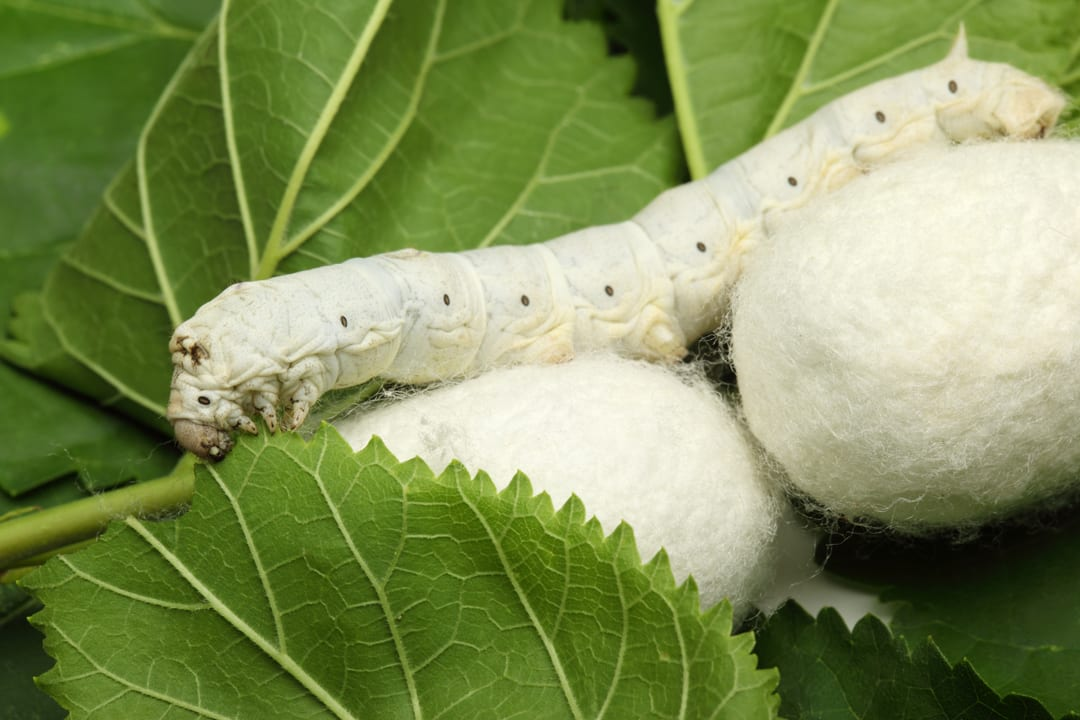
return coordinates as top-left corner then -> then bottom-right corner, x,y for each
929,29 -> 1064,141
173,419 -> 234,461
167,363 -> 250,460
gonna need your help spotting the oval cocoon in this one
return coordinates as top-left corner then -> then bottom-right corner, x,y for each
335,355 -> 782,615
732,140 -> 1080,532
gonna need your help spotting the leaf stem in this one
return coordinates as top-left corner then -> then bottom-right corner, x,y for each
0,456 -> 196,570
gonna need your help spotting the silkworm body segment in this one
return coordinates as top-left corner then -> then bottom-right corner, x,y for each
168,30 -> 1065,459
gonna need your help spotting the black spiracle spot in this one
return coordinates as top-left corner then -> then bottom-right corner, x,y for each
787,176 -> 797,187
948,79 -> 958,93
875,110 -> 886,123
696,242 -> 706,253
443,294 -> 450,306
198,396 -> 211,406
521,295 -> 530,307
604,285 -> 614,297
340,316 -> 348,327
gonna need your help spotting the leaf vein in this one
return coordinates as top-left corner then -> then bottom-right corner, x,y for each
253,0 -> 396,278
473,81 -> 593,249
124,515 -> 358,720
763,0 -> 841,138
455,475 -> 586,720
47,621 -> 236,719
57,554 -> 210,610
58,254 -> 163,305
303,431 -> 425,719
282,0 -> 448,258
138,18 -> 220,328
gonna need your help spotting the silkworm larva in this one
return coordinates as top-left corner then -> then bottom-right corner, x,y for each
168,29 -> 1065,459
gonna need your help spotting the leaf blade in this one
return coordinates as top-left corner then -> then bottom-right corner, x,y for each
27,428 -> 779,718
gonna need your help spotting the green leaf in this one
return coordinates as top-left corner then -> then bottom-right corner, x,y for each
819,516 -> 1080,719
291,3 -> 677,266
657,0 -> 1080,178
0,296 -> 177,496
0,0 -> 215,394
0,0 -> 210,267
40,0 -> 679,420
754,603 -> 1060,720
26,428 -> 778,718
0,358 -> 174,496
0,0 -> 216,506
223,0 -> 427,278
11,3 -> 1080,716
3,293 -> 120,402
0,289 -> 179,496
0,7 -> 214,713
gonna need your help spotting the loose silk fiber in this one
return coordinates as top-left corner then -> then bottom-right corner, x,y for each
335,355 -> 782,616
732,140 -> 1080,532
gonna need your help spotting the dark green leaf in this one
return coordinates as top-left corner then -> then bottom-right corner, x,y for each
3,293 -> 119,402
0,358 -> 175,496
0,4 -> 213,711
564,0 -> 675,115
27,428 -> 778,718
0,0 -> 211,266
820,514 -> 1080,719
1,294 -> 176,495
0,585 -> 63,720
0,0 -> 214,502
755,603 -> 1059,720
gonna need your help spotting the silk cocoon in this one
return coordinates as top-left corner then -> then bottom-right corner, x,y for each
335,355 -> 782,616
732,140 -> 1080,532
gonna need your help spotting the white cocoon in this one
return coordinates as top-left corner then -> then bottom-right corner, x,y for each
732,140 -> 1080,532
334,355 -> 782,616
